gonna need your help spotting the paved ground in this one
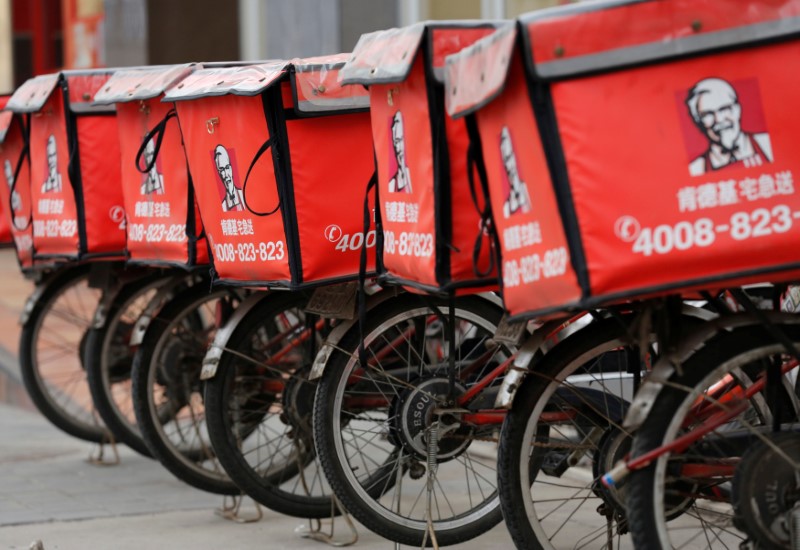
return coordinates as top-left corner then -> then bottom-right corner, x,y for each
0,249 -> 513,550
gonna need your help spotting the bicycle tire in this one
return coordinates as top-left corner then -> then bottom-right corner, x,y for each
313,294 -> 507,546
205,290 -> 337,517
626,323 -> 799,549
19,264 -> 106,442
498,317 -> 643,550
131,284 -> 242,494
84,271 -> 176,457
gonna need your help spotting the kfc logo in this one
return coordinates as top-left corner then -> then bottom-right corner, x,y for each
325,224 -> 343,242
4,159 -> 21,212
388,111 -> 412,194
41,134 -> 62,193
499,126 -> 531,219
682,77 -> 773,177
212,144 -> 244,212
140,137 -> 165,195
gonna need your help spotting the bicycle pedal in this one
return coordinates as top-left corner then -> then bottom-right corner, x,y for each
541,451 -> 570,477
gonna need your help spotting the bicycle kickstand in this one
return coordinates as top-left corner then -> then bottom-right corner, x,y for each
295,495 -> 358,547
86,422 -> 120,466
215,494 -> 263,524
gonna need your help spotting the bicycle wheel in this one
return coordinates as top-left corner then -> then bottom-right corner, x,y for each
626,323 -> 800,549
131,284 -> 243,494
205,290 -> 337,517
313,294 -> 508,546
19,264 -> 106,442
84,271 -> 176,457
498,317 -> 644,550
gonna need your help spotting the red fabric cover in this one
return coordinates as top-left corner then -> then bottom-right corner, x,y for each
76,115 -> 126,255
176,93 -> 291,283
116,100 -> 208,265
526,0 -> 800,69
175,79 -> 375,286
553,39 -> 800,300
370,57 -> 437,287
29,92 -> 80,257
0,115 -> 34,266
284,111 -> 375,282
369,31 -> 498,291
477,51 -> 581,317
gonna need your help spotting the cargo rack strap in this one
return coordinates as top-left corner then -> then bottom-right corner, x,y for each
242,136 -> 280,217
465,114 -> 495,279
357,168 -> 379,371
135,109 -> 178,174
9,119 -> 32,231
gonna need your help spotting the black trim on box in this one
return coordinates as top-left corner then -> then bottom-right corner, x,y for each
172,110 -> 201,268
505,300 -> 584,323
79,251 -> 127,261
506,261 -> 800,323
61,77 -> 88,257
211,269 -> 376,291
69,103 -> 116,115
522,25 -> 591,300
262,84 -> 303,286
185,169 -> 199,266
125,258 -> 206,270
421,31 -> 454,289
464,113 -> 503,288
34,253 -> 80,261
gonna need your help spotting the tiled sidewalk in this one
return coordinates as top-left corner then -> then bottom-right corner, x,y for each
0,248 -> 512,549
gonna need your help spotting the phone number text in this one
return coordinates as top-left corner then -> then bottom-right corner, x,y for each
214,241 -> 285,263
622,205 -> 796,256
503,247 -> 569,288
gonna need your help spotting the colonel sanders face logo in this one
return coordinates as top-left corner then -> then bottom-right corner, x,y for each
214,144 -> 244,212
41,134 -> 62,193
388,111 -> 412,193
500,127 -> 530,218
686,77 -> 773,176
3,159 -> 12,188
141,137 -> 165,195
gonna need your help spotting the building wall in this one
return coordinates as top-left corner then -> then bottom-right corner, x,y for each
146,0 -> 239,64
427,0 -> 482,20
104,0 -> 146,67
0,0 -> 11,92
340,0 -> 398,53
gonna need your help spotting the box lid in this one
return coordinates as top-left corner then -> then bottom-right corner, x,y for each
162,62 -> 289,101
522,0 -> 800,79
6,74 -> 60,113
445,22 -> 517,118
291,53 -> 370,112
339,23 -> 427,85
93,64 -> 195,104
63,70 -> 118,113
340,21 -> 505,86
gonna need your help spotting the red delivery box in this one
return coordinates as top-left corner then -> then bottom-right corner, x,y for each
0,107 -> 35,270
93,64 -> 208,268
446,22 -> 582,318
6,70 -> 126,261
165,56 -> 374,289
340,21 -> 503,295
449,0 -> 800,318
